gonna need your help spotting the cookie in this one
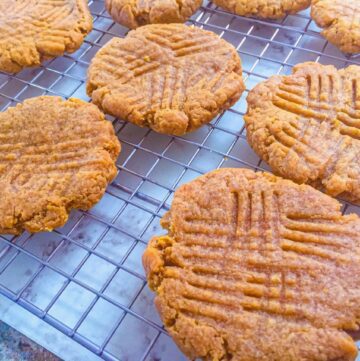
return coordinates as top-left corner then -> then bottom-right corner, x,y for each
143,168 -> 360,361
0,96 -> 120,234
213,0 -> 311,19
245,62 -> 360,204
311,0 -> 360,53
87,24 -> 245,135
105,0 -> 202,29
0,0 -> 92,73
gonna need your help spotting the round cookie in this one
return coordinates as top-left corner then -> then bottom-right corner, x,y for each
0,96 -> 121,234
105,0 -> 202,29
87,24 -> 244,135
213,0 -> 311,19
0,0 -> 92,73
245,62 -> 360,205
311,0 -> 360,53
143,168 -> 360,361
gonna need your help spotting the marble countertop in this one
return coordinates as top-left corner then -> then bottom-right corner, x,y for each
0,322 -> 60,361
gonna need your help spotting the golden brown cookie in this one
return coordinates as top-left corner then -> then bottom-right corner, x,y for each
213,0 -> 311,19
0,0 -> 92,73
311,0 -> 360,53
245,62 -> 360,204
143,168 -> 360,361
105,0 -> 202,29
0,96 -> 120,234
87,24 -> 245,135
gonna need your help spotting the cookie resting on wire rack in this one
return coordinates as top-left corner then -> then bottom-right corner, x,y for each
87,23 -> 245,136
245,62 -> 360,205
0,0 -> 92,73
212,0 -> 311,19
311,0 -> 360,54
143,168 -> 360,361
0,96 -> 120,235
105,0 -> 202,29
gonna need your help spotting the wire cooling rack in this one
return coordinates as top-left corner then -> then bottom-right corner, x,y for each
0,1 -> 360,360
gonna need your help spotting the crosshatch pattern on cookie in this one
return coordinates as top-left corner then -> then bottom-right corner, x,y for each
0,0 -> 93,73
245,63 -> 360,204
0,96 -> 120,234
274,69 -> 360,139
144,169 -> 360,361
87,24 -> 245,135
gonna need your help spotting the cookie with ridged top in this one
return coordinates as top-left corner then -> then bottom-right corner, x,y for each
0,0 -> 92,73
143,168 -> 360,361
105,0 -> 202,29
245,62 -> 360,204
311,0 -> 360,53
213,0 -> 311,19
0,96 -> 120,234
87,24 -> 245,135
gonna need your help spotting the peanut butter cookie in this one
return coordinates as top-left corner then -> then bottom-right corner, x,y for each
0,0 -> 92,73
311,0 -> 360,53
0,96 -> 120,234
213,0 -> 311,19
245,62 -> 360,204
87,24 -> 245,135
143,168 -> 360,361
105,0 -> 202,29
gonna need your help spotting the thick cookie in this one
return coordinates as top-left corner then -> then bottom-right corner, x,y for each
245,62 -> 360,204
105,0 -> 202,29
0,0 -> 92,73
143,168 -> 360,361
87,24 -> 245,135
213,0 -> 311,19
0,96 -> 120,234
311,0 -> 360,53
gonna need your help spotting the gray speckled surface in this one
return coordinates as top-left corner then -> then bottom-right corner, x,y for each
0,321 -> 60,361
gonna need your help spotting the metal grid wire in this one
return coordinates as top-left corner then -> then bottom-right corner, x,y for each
0,1 -> 360,360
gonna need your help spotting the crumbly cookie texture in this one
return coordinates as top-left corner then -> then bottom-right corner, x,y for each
105,0 -> 202,29
213,0 -> 310,19
87,24 -> 245,136
143,168 -> 360,361
0,96 -> 120,234
0,0 -> 92,73
311,0 -> 360,53
245,62 -> 360,204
